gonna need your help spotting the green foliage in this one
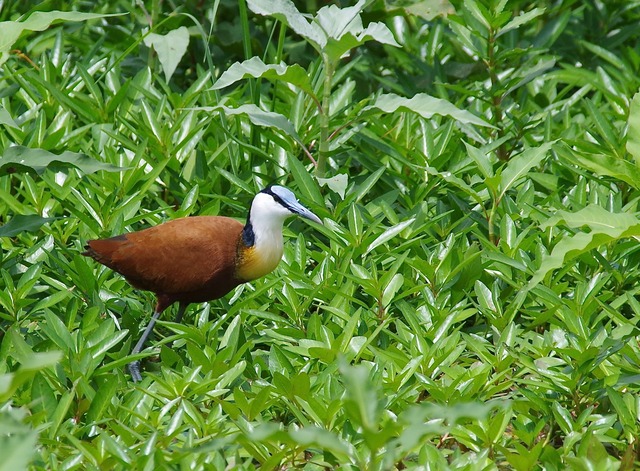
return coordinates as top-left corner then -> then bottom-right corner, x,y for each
2,0 -> 640,469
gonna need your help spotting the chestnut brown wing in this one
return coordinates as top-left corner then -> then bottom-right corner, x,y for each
85,216 -> 244,299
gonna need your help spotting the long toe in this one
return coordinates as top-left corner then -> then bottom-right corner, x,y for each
128,360 -> 143,382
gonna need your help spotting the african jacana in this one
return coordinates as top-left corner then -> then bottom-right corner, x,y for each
83,185 -> 322,381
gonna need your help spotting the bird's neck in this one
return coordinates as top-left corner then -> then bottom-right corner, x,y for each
236,210 -> 286,281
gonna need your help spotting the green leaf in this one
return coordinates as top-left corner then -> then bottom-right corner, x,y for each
316,1 -> 400,61
397,0 -> 455,20
0,411 -> 38,471
0,215 -> 58,237
0,351 -> 62,402
247,0 -> 324,50
212,57 -> 316,99
496,8 -> 545,38
0,10 -> 124,66
248,0 -> 399,61
0,107 -> 18,129
287,154 -> 323,205
626,91 -> 640,166
340,363 -> 379,432
498,142 -> 553,200
317,174 -> 348,199
474,280 -> 496,313
366,93 -> 493,127
365,218 -> 415,254
559,144 -> 640,189
382,273 -> 404,307
196,105 -> 304,148
0,146 -> 126,176
143,26 -> 190,82
289,426 -> 354,460
528,205 -> 640,288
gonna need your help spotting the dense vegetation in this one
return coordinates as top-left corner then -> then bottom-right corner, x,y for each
2,0 -> 640,469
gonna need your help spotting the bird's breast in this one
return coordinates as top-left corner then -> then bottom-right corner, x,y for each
236,238 -> 284,281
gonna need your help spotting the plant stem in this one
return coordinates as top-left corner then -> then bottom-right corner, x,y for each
486,26 -> 507,161
316,53 -> 334,178
488,199 -> 498,245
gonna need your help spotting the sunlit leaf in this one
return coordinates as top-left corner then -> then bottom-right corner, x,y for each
0,107 -> 19,129
366,218 -> 415,254
528,206 -> 640,288
559,145 -> 640,189
247,0 -> 324,49
388,0 -> 455,20
0,10 -> 123,65
497,8 -> 545,38
143,26 -> 190,82
498,142 -> 553,199
366,93 -> 493,127
195,105 -> 304,147
0,410 -> 38,471
212,57 -> 316,99
317,174 -> 348,199
0,146 -> 125,176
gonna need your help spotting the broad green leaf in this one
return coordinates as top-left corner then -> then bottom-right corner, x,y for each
626,91 -> 640,166
0,351 -> 62,402
474,280 -> 496,313
352,167 -> 385,203
196,105 -> 304,148
559,144 -> 640,189
290,426 -> 354,459
366,218 -> 415,254
315,1 -> 400,60
498,142 -> 553,200
396,0 -> 455,20
247,0 -> 324,49
323,22 -> 400,62
317,174 -> 348,199
463,0 -> 491,30
48,390 -> 75,439
425,165 -> 485,204
0,215 -> 58,237
366,93 -> 493,127
528,205 -> 640,288
248,0 -> 399,61
496,8 -> 545,38
315,0 -> 367,42
465,142 -> 494,179
287,154 -> 324,205
143,26 -> 190,82
0,413 -> 38,471
579,40 -> 628,71
0,107 -> 18,129
213,57 -> 316,99
541,205 -> 640,232
0,146 -> 125,176
0,11 -> 123,66
382,273 -> 404,307
340,363 -> 379,432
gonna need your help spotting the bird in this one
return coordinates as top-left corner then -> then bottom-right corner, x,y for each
83,185 -> 322,381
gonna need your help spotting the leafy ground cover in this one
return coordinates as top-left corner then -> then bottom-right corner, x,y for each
2,0 -> 640,469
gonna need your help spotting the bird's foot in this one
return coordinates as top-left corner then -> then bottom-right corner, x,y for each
128,360 -> 143,382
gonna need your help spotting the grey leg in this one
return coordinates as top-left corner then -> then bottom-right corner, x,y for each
128,309 -> 162,382
174,303 -> 187,324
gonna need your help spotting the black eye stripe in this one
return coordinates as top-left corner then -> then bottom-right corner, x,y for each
263,187 -> 294,212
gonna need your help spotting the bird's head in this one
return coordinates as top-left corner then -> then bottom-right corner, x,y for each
237,185 -> 321,280
250,185 -> 322,226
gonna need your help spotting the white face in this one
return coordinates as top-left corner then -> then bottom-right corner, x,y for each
250,192 -> 294,226
250,186 -> 322,230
